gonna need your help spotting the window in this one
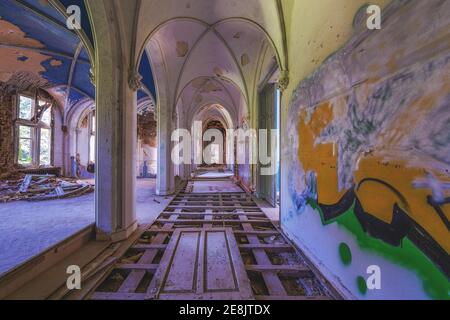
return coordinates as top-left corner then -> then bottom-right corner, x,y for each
89,113 -> 96,163
210,144 -> 220,164
41,104 -> 52,126
19,96 -> 33,120
18,126 -> 33,165
15,94 -> 53,167
40,128 -> 51,166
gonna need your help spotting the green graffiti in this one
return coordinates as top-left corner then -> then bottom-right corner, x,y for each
357,276 -> 368,295
339,243 -> 352,266
307,199 -> 450,300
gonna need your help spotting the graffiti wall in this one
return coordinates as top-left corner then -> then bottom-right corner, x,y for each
282,0 -> 450,299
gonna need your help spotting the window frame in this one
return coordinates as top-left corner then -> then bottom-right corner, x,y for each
14,93 -> 54,168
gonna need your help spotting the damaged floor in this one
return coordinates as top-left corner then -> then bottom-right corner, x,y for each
79,174 -> 334,300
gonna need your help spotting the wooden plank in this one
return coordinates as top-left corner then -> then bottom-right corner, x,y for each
146,228 -> 254,300
90,292 -> 146,300
245,265 -> 313,277
144,229 -> 173,234
204,231 -> 235,290
238,244 -> 293,251
178,192 -> 246,195
161,212 -> 266,217
163,231 -> 200,292
156,219 -> 271,225
168,206 -> 257,209
116,213 -> 179,294
237,208 -> 287,296
170,201 -> 256,206
233,230 -> 280,236
55,186 -> 65,196
28,184 -> 91,201
205,208 -> 213,228
19,175 -> 32,193
132,244 -> 167,250
116,264 -> 159,271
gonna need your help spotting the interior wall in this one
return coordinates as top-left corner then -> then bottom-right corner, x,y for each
280,0 -> 450,299
77,126 -> 90,166
0,94 -> 14,176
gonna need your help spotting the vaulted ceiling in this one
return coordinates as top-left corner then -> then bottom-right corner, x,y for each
138,0 -> 285,128
0,0 -> 283,122
0,0 -> 156,117
0,0 -> 93,108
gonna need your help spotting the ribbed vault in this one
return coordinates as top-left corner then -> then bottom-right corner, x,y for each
139,1 -> 284,131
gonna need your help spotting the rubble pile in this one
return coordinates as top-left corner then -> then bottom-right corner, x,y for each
0,173 -> 94,203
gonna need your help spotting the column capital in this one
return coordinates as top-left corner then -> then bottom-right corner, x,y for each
128,70 -> 143,91
277,70 -> 289,92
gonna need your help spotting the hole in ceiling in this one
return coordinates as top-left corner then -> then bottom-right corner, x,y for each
213,67 -> 224,77
195,95 -> 203,103
241,53 -> 250,66
233,32 -> 242,39
201,81 -> 222,93
176,41 -> 189,57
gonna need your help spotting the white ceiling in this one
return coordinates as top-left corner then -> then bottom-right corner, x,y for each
139,0 -> 284,129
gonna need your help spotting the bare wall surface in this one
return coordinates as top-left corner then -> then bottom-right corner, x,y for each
281,0 -> 450,300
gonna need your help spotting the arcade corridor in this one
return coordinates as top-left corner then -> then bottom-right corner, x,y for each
0,0 -> 449,301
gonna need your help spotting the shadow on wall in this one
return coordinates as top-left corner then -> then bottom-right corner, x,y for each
283,0 -> 450,300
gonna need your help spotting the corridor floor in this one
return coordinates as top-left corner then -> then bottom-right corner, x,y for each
85,174 -> 334,300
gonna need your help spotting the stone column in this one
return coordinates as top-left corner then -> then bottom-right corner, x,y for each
156,97 -> 175,195
88,0 -> 138,241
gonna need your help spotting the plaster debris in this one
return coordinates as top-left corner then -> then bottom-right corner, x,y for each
0,173 -> 94,203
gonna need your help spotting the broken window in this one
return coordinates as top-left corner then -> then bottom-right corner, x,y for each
18,126 -> 33,165
40,102 -> 52,126
15,94 -> 53,167
19,95 -> 33,120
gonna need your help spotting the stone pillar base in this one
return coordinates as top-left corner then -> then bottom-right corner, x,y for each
156,188 -> 175,196
96,220 -> 138,242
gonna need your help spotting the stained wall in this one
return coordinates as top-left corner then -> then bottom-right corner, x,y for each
0,95 -> 14,175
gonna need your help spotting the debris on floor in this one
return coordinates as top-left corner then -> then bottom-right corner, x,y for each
0,173 -> 94,203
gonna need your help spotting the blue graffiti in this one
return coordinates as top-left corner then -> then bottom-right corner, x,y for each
288,166 -> 318,217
